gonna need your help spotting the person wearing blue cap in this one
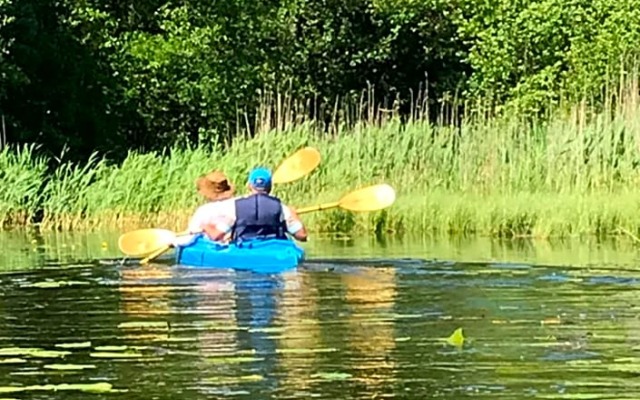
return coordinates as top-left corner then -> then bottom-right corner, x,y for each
201,167 -> 308,243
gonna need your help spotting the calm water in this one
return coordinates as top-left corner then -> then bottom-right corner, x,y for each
1,231 -> 640,399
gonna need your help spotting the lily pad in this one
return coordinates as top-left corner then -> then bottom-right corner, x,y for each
55,342 -> 91,349
0,383 -> 115,393
0,348 -> 69,358
10,371 -> 54,376
311,372 -> 352,381
0,358 -> 26,364
276,348 -> 338,354
21,280 -> 89,289
90,352 -> 144,359
204,375 -> 264,385
206,356 -> 263,365
0,347 -> 40,356
44,364 -> 96,370
118,321 -> 168,329
27,350 -> 71,358
94,345 -> 128,352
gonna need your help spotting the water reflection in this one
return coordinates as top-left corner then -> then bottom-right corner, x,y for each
4,229 -> 640,272
342,267 -> 397,393
276,271 -> 322,394
3,232 -> 640,398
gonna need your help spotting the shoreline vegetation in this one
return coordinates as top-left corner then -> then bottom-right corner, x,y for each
4,82 -> 640,240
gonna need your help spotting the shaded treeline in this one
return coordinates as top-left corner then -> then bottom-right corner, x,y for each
1,0 -> 640,160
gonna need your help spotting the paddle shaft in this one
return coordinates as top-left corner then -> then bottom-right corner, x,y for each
138,229 -> 194,264
140,245 -> 170,264
296,202 -> 340,215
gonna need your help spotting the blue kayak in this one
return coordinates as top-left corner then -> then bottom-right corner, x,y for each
175,235 -> 305,273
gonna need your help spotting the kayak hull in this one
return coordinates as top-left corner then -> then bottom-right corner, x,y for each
175,235 -> 304,273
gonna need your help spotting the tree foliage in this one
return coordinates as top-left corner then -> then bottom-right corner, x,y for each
0,0 -> 638,158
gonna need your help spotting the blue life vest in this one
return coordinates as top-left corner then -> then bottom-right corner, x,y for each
232,193 -> 287,242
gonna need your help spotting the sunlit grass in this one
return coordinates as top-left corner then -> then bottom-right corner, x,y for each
4,82 -> 640,238
0,144 -> 47,228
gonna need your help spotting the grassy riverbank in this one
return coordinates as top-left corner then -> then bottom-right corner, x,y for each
4,90 -> 640,239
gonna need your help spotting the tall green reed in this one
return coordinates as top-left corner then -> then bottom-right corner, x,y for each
0,144 -> 47,228
5,74 -> 640,238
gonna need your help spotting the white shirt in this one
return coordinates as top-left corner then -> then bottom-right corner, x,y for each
176,196 -> 303,246
187,198 -> 237,234
173,198 -> 236,246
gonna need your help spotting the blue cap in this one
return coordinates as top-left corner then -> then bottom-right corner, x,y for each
248,167 -> 272,190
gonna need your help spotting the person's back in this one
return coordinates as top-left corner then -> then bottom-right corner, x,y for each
175,170 -> 236,247
201,167 -> 307,243
232,192 -> 288,242
188,198 -> 235,235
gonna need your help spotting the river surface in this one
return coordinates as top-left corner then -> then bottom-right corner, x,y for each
1,230 -> 640,399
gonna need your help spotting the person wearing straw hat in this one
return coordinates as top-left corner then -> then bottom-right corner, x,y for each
174,170 -> 237,246
201,167 -> 308,244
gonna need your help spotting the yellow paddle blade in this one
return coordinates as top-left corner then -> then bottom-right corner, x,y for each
338,183 -> 396,212
296,184 -> 396,214
272,147 -> 321,184
118,229 -> 176,257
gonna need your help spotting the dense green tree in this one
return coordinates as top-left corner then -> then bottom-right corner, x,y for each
1,0 -> 639,158
0,0 -> 119,157
456,0 -> 640,113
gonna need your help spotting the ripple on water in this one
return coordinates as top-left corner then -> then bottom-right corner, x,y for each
0,255 -> 639,399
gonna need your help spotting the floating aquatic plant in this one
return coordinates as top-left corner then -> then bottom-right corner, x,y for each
446,328 -> 465,348
117,321 -> 169,329
44,364 -> 96,370
311,372 -> 352,381
0,347 -> 70,358
55,342 -> 92,349
0,382 -> 118,394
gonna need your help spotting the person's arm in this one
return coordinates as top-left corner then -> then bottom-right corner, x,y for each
282,205 -> 308,242
173,207 -> 206,246
202,223 -> 227,242
200,200 -> 236,242
202,212 -> 236,242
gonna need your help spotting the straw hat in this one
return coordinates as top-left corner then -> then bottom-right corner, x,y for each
195,170 -> 235,201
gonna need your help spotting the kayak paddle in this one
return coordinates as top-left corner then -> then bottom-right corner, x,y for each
118,146 -> 321,262
118,228 -> 179,258
271,146 -> 321,184
296,183 -> 396,214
